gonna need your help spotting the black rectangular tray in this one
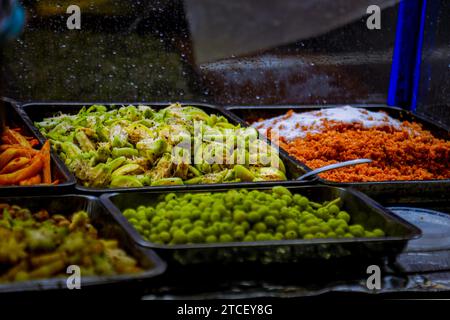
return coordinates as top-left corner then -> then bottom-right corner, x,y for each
225,104 -> 450,204
100,185 -> 421,266
0,194 -> 166,294
17,102 -> 309,194
0,99 -> 75,195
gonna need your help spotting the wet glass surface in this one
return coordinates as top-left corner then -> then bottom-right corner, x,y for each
2,0 -> 398,105
416,0 -> 450,127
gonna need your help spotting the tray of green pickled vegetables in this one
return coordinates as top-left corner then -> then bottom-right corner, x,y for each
101,186 -> 420,265
22,103 -> 304,191
0,195 -> 165,292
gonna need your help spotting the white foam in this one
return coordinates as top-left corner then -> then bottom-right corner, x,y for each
252,106 -> 403,141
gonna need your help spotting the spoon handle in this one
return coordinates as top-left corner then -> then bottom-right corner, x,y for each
297,159 -> 372,181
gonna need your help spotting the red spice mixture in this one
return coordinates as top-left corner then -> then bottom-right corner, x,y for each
260,112 -> 450,182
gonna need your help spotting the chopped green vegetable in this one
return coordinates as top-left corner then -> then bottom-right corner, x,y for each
36,103 -> 287,188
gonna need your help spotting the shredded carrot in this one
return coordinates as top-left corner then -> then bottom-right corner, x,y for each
0,127 -> 58,186
262,112 -> 450,182
41,141 -> 52,184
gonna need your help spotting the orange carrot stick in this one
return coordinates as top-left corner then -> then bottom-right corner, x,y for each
0,157 -> 30,174
0,144 -> 27,151
19,174 -> 42,186
41,141 -> 52,184
1,127 -> 31,148
0,156 -> 43,185
0,148 -> 36,168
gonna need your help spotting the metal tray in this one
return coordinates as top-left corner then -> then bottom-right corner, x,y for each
17,102 -> 309,194
0,99 -> 75,195
225,104 -> 450,204
0,194 -> 166,294
100,185 -> 421,266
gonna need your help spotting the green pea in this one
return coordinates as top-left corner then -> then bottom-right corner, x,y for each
305,218 -> 318,227
281,195 -> 292,205
194,220 -> 206,228
206,235 -> 218,243
128,218 -> 139,226
285,230 -> 298,239
219,234 -> 233,243
182,223 -> 193,233
328,204 -> 340,215
349,224 -> 365,237
327,231 -> 337,238
187,229 -> 204,243
243,235 -> 254,242
165,193 -> 177,202
298,226 -> 309,236
344,233 -> 354,238
256,233 -> 271,241
286,221 -> 298,232
210,225 -> 221,236
180,218 -> 191,225
309,226 -> 320,234
134,225 -> 144,234
364,231 -> 375,238
253,222 -> 267,233
141,220 -> 151,229
189,210 -> 201,221
335,219 -> 348,229
151,216 -> 162,226
200,211 -> 210,222
274,233 -> 284,240
233,230 -> 245,241
335,227 -> 346,236
149,234 -> 159,243
319,224 -> 331,234
257,207 -> 270,218
248,211 -> 261,223
272,186 -> 292,197
136,210 -> 146,220
219,223 -> 232,234
239,221 -> 250,231
233,210 -> 246,223
248,230 -> 257,238
172,219 -> 184,228
327,218 -> 339,229
209,212 -> 221,222
123,209 -> 136,219
315,232 -> 326,239
296,196 -> 309,208
156,220 -> 170,232
373,228 -> 385,237
337,211 -> 351,223
264,215 -> 277,227
159,231 -> 171,243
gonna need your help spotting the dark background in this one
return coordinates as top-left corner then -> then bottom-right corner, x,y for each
1,0 -> 398,105
416,0 -> 450,127
0,0 -> 448,125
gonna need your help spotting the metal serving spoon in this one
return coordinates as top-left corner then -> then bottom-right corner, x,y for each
297,158 -> 372,181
